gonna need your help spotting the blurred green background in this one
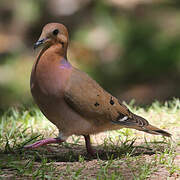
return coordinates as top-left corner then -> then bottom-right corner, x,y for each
0,0 -> 180,109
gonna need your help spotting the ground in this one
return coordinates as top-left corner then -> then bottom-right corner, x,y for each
0,100 -> 180,179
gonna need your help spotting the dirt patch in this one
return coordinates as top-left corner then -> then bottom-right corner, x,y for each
0,128 -> 179,179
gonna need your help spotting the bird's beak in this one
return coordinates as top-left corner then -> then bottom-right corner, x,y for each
33,39 -> 45,50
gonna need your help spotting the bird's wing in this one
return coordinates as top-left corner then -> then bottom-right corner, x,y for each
64,68 -> 148,127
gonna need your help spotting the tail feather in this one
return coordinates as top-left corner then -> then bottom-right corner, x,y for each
112,105 -> 171,137
130,113 -> 171,137
136,124 -> 171,137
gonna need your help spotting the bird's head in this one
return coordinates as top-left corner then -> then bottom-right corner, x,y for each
34,23 -> 69,51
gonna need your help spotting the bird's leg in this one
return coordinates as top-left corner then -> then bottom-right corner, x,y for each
24,137 -> 64,149
83,135 -> 95,156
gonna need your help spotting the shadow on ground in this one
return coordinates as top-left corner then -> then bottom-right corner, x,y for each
0,140 -> 179,179
0,141 -> 169,162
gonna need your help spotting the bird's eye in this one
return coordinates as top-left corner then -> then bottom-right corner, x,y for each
52,29 -> 59,35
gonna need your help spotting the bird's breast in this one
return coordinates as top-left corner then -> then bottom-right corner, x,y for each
30,58 -> 72,100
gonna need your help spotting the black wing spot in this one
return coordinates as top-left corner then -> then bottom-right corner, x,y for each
97,94 -> 100,96
110,97 -> 115,105
94,102 -> 100,107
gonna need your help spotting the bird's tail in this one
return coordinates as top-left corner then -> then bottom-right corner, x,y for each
131,113 -> 171,137
113,103 -> 171,137
136,124 -> 171,137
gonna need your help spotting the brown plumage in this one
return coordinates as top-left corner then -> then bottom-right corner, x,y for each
25,23 -> 171,155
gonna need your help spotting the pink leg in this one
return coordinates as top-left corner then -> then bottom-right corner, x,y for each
24,138 -> 64,149
83,135 -> 96,156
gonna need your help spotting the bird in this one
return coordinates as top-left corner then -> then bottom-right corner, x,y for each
24,23 -> 171,155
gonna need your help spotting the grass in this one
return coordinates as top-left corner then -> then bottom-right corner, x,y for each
0,99 -> 180,179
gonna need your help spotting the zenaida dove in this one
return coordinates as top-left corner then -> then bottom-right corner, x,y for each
25,23 -> 171,155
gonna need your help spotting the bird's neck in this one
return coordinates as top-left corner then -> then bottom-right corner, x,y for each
40,43 -> 68,60
52,43 -> 68,59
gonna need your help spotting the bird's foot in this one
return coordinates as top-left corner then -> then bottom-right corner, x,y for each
86,147 -> 96,156
24,138 -> 64,149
